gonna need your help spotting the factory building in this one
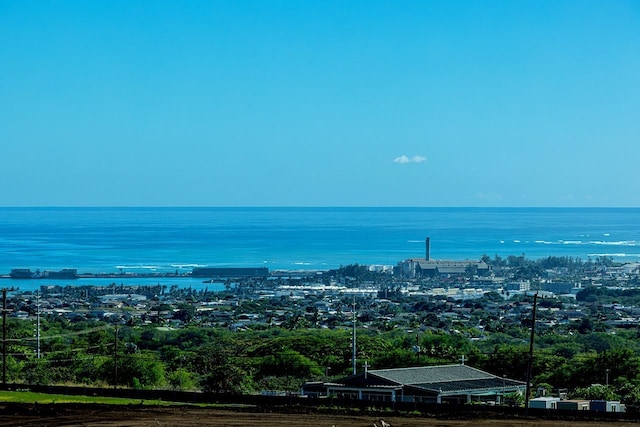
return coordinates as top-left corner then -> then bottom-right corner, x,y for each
396,238 -> 491,278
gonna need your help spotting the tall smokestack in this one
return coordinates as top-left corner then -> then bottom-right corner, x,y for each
425,237 -> 431,261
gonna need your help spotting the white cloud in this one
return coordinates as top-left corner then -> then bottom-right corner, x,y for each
394,155 -> 426,164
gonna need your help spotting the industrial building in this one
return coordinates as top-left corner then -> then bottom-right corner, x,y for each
396,237 -> 491,278
191,267 -> 269,279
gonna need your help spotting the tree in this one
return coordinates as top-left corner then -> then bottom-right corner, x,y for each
98,351 -> 165,389
166,368 -> 197,391
504,391 -> 525,407
23,357 -> 52,385
174,303 -> 196,323
570,384 -> 618,401
481,345 -> 529,381
576,317 -> 594,334
255,349 -> 321,379
193,343 -> 249,394
372,347 -> 415,369
614,380 -> 640,412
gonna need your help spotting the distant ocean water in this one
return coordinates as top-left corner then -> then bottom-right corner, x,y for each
1,207 -> 639,290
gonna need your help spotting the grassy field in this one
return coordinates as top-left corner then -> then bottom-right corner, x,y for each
0,390 -> 175,406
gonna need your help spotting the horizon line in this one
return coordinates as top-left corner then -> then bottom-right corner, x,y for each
0,205 -> 639,210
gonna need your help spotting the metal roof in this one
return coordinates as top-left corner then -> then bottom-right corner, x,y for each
329,364 -> 527,396
370,364 -> 496,385
410,377 -> 526,394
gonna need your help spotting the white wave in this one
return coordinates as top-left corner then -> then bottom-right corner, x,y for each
588,253 -> 633,258
170,264 -> 208,269
556,239 -> 638,247
407,240 -> 424,243
592,240 -> 638,247
560,240 -> 584,245
293,262 -> 312,265
603,233 -> 611,237
115,265 -> 159,270
500,240 -> 505,244
513,240 -> 521,243
535,240 -> 554,245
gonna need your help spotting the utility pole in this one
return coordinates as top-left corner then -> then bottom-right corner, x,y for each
352,298 -> 356,375
2,288 -> 7,387
36,291 -> 40,359
113,325 -> 118,389
524,292 -> 538,415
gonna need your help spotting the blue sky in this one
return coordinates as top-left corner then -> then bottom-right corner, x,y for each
1,1 -> 639,207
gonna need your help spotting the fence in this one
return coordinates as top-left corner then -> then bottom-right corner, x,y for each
1,383 -> 639,422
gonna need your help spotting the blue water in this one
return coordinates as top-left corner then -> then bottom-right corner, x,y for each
1,207 -> 639,291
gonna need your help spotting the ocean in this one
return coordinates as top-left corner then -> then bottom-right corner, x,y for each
1,207 -> 639,291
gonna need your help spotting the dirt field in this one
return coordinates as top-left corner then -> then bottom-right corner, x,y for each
0,404 -> 637,427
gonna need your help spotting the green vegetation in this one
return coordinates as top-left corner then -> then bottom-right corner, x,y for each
0,390 -> 174,405
3,255 -> 640,408
4,313 -> 640,406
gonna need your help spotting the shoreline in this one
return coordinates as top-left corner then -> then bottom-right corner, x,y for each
0,265 -> 329,281
0,272 -> 192,280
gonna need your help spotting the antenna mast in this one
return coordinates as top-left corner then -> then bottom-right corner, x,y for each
525,292 -> 539,415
